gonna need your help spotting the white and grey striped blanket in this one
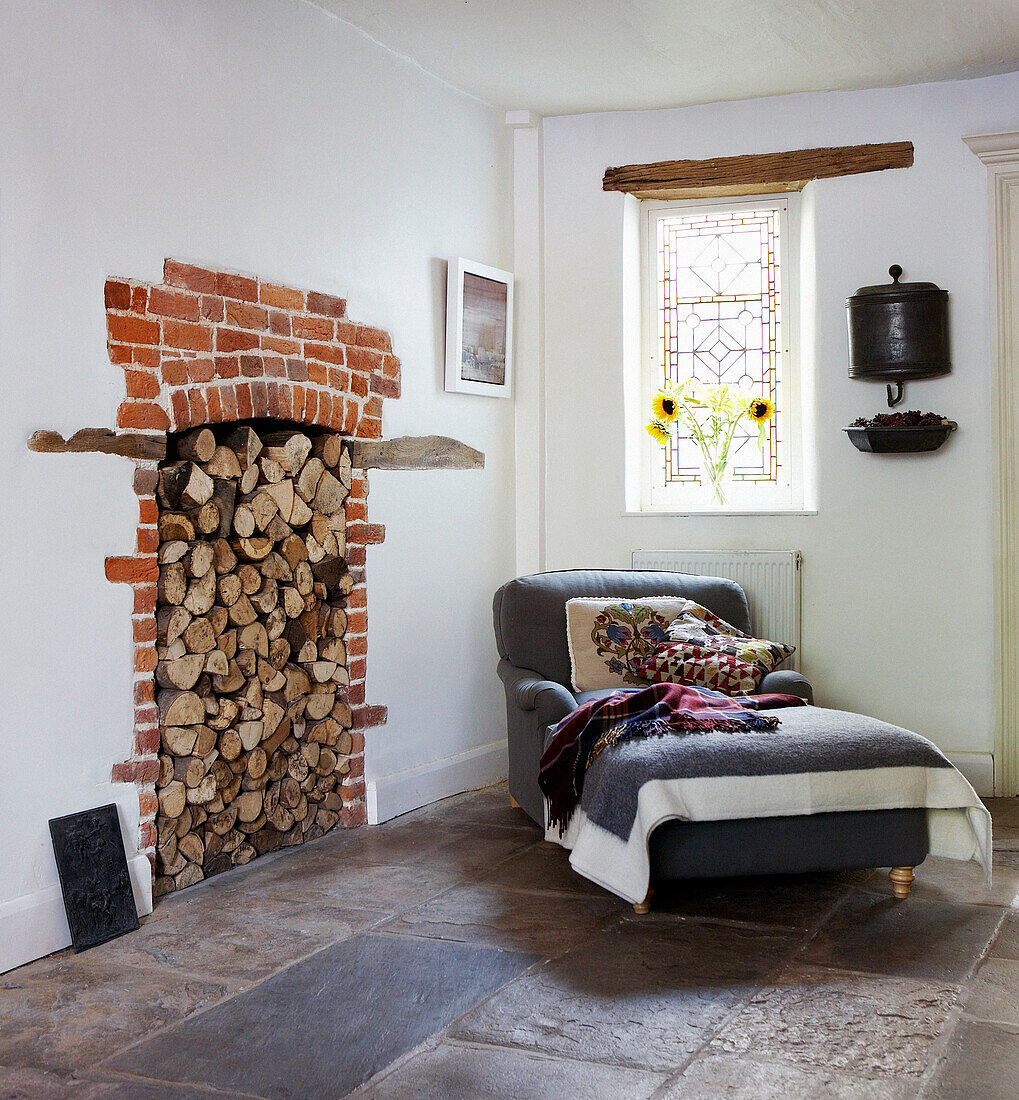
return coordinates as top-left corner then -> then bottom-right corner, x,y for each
546,704 -> 992,904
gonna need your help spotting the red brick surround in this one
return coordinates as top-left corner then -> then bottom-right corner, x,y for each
104,259 -> 396,871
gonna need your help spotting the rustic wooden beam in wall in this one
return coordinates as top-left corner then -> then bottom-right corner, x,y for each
602,141 -> 914,200
29,430 -> 483,470
349,435 -> 485,471
28,428 -> 167,461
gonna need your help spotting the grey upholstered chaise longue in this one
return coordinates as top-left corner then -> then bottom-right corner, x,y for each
493,569 -> 929,910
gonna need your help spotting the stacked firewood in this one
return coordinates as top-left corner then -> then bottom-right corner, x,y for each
153,424 -> 354,896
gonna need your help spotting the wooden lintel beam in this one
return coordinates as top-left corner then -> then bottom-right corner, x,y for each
603,141 -> 914,196
28,428 -> 166,461
30,428 -> 485,471
348,435 -> 484,471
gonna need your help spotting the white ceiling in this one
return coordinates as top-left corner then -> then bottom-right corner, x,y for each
314,0 -> 1019,116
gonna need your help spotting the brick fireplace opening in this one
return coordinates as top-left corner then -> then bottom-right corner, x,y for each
100,259 -> 396,895
148,422 -> 364,895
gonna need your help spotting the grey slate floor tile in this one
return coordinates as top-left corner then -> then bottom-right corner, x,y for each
206,851 -> 466,911
451,921 -> 797,1071
990,907 -> 1019,960
801,890 -> 1005,982
709,964 -> 958,1078
380,879 -> 624,956
0,955 -> 233,1075
82,893 -> 391,984
0,1065 -> 97,1099
104,932 -> 537,1100
357,1041 -> 667,1099
476,836 -> 624,898
86,1078 -> 253,1099
307,815 -> 539,873
399,786 -> 541,835
660,1053 -> 919,1098
925,1017 -> 1019,1100
437,793 -> 544,834
962,956 -> 1019,1026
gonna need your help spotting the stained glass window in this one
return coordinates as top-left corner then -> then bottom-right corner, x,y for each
651,202 -> 786,497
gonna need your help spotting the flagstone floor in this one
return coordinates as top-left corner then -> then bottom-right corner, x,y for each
2,786 -> 1018,1099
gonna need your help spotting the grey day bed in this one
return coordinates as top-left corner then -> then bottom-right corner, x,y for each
493,569 -> 930,909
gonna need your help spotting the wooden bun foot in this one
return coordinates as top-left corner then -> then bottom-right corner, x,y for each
633,888 -> 653,915
889,866 -> 915,899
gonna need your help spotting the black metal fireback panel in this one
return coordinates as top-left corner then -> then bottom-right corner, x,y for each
48,803 -> 140,952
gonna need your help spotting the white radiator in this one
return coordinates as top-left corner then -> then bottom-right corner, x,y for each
631,550 -> 802,670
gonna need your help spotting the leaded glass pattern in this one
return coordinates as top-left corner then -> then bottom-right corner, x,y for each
655,205 -> 783,486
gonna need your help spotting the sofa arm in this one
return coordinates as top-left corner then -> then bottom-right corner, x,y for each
497,659 -> 577,726
757,668 -> 814,705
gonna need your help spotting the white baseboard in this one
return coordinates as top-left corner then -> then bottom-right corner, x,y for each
366,739 -> 508,825
0,854 -> 153,974
946,752 -> 995,797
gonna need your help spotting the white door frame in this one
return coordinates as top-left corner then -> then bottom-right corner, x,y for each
965,131 -> 1019,796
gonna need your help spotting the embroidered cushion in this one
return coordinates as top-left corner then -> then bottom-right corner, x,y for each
565,597 -> 696,691
634,601 -> 796,694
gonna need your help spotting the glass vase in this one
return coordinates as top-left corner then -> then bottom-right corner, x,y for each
700,459 -> 731,507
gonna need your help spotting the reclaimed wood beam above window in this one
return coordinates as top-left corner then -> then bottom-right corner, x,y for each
603,141 -> 914,200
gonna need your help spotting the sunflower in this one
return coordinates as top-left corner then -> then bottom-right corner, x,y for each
746,397 -> 776,424
645,419 -> 671,445
651,388 -> 680,423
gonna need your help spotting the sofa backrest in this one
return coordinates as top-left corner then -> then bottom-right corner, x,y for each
493,569 -> 752,688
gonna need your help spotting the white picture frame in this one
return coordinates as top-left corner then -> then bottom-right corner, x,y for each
444,257 -> 513,398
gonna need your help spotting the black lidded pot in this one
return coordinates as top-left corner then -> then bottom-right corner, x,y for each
846,265 -> 950,382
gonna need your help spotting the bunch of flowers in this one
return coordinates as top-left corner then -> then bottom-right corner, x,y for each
646,378 -> 775,505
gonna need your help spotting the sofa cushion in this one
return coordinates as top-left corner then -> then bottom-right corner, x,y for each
665,602 -> 749,644
638,643 -> 760,695
636,601 -> 795,694
669,601 -> 794,674
566,596 -> 696,691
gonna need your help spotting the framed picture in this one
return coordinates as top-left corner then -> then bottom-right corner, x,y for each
445,257 -> 513,398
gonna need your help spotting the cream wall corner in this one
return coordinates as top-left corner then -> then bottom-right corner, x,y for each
531,73 -> 1019,770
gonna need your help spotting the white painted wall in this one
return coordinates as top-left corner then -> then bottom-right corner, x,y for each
532,74 -> 1019,780
0,0 -> 513,970
509,113 -> 545,578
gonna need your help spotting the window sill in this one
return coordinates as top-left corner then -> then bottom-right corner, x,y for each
622,509 -> 817,517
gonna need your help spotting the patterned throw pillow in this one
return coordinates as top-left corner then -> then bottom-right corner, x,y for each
635,601 -> 796,694
638,644 -> 760,696
565,597 -> 697,691
665,602 -> 746,643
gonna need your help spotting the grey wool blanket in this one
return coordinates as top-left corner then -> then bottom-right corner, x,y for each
546,704 -> 992,904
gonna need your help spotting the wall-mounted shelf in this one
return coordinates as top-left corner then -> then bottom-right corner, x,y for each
843,421 -> 957,453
